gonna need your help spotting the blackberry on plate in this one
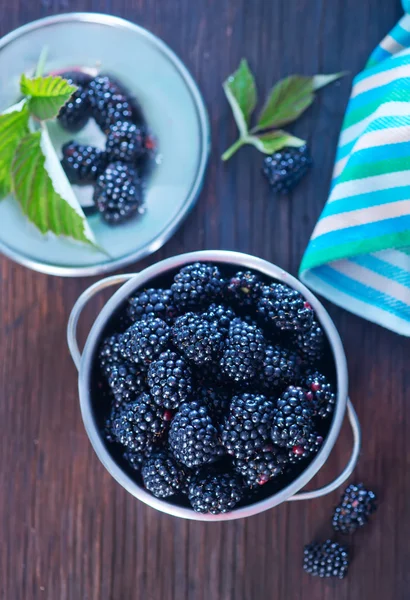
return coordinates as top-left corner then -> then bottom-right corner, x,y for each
147,350 -> 193,410
142,449 -> 187,498
263,145 -> 312,194
220,318 -> 266,382
302,370 -> 335,418
127,288 -> 177,324
61,142 -> 107,185
221,393 -> 275,459
57,71 -> 92,132
257,283 -> 314,333
171,262 -> 224,310
168,400 -> 224,468
258,344 -> 300,392
89,75 -> 142,133
294,320 -> 325,364
172,313 -> 225,366
234,445 -> 288,488
226,270 -> 261,308
303,540 -> 349,579
188,470 -> 243,514
332,483 -> 377,534
198,387 -> 230,424
287,432 -> 323,464
120,317 -> 171,365
106,121 -> 146,164
271,386 -> 314,448
202,303 -> 236,334
94,161 -> 143,224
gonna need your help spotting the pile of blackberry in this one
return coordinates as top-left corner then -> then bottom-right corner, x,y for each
58,71 -> 155,225
97,262 -> 336,515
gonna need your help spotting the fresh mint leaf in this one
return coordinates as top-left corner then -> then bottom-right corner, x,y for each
247,130 -> 305,154
223,59 -> 257,136
0,100 -> 30,199
20,74 -> 77,120
12,129 -> 97,247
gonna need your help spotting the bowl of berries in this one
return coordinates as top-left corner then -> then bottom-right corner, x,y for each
67,251 -> 361,520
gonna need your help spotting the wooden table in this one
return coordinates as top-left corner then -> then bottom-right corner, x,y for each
1,1 -> 408,598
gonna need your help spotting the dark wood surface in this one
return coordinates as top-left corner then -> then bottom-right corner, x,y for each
1,1 -> 409,598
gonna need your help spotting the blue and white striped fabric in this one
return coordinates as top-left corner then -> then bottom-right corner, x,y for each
300,0 -> 410,336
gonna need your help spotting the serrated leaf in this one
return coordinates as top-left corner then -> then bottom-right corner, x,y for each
21,74 -> 77,120
0,100 -> 30,200
223,59 -> 257,136
247,130 -> 305,154
12,129 -> 97,247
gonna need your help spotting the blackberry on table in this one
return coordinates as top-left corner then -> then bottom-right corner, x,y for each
120,317 -> 171,365
172,313 -> 225,366
57,71 -> 92,132
106,121 -> 146,163
188,470 -> 244,514
202,303 -> 236,334
198,387 -> 230,424
258,344 -> 300,392
127,288 -> 177,324
94,161 -> 143,224
168,400 -> 224,468
89,75 -> 142,134
263,145 -> 312,194
303,540 -> 349,579
147,350 -> 193,410
271,386 -> 314,448
142,449 -> 187,498
302,370 -> 336,418
257,283 -> 314,333
220,318 -> 266,382
226,270 -> 261,308
294,320 -> 325,364
61,142 -> 107,185
171,262 -> 224,310
287,432 -> 324,464
234,445 -> 288,488
332,483 -> 377,534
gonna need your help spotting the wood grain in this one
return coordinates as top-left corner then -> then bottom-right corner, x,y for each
0,1 -> 407,599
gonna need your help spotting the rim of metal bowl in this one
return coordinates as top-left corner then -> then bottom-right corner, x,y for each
79,250 -> 348,521
0,13 -> 210,277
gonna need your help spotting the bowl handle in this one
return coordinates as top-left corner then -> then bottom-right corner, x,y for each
67,274 -> 136,372
287,398 -> 361,501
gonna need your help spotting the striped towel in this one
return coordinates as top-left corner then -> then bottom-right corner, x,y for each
300,1 -> 410,336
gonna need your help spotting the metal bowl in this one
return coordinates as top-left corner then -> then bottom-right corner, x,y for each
67,250 -> 361,521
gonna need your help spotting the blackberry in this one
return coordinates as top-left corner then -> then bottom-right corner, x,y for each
127,288 -> 177,324
188,470 -> 243,514
226,270 -> 261,308
257,284 -> 314,333
258,344 -> 300,392
168,400 -> 224,468
98,334 -> 123,376
263,145 -> 312,194
106,121 -> 146,164
303,540 -> 349,579
61,142 -> 107,185
220,318 -> 266,382
198,387 -> 230,424
142,450 -> 187,498
287,432 -> 324,464
94,162 -> 143,224
234,445 -> 288,488
202,303 -> 236,334
172,313 -> 225,366
98,334 -> 145,401
123,448 -> 149,471
57,71 -> 92,132
271,386 -> 314,448
120,317 -> 171,365
147,350 -> 193,409
332,483 -> 377,534
294,320 -> 325,364
171,262 -> 224,310
89,75 -> 142,134
302,370 -> 336,418
222,393 -> 275,459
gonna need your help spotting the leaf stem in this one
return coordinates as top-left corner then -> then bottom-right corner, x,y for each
221,138 -> 246,161
35,46 -> 49,78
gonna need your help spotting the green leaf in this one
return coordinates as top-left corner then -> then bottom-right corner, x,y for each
247,130 -> 305,154
12,129 -> 97,247
0,100 -> 30,200
223,59 -> 257,136
20,74 -> 77,120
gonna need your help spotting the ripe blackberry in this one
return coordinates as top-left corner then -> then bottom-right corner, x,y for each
271,386 -> 314,448
94,162 -> 143,224
127,288 -> 177,323
257,284 -> 314,333
120,317 -> 171,365
332,483 -> 377,534
202,303 -> 236,334
288,432 -> 324,464
142,450 -> 187,498
98,334 -> 145,400
172,313 -> 225,366
294,320 -> 325,364
188,470 -> 243,514
234,445 -> 288,488
222,393 -> 275,459
263,145 -> 312,194
303,540 -> 349,579
147,350 -> 193,410
57,71 -> 92,132
302,370 -> 336,418
168,400 -> 224,468
220,318 -> 266,382
61,142 -> 107,185
258,344 -> 300,392
106,121 -> 146,163
226,270 -> 261,308
123,448 -> 149,471
198,387 -> 230,424
89,75 -> 142,134
171,262 -> 224,310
